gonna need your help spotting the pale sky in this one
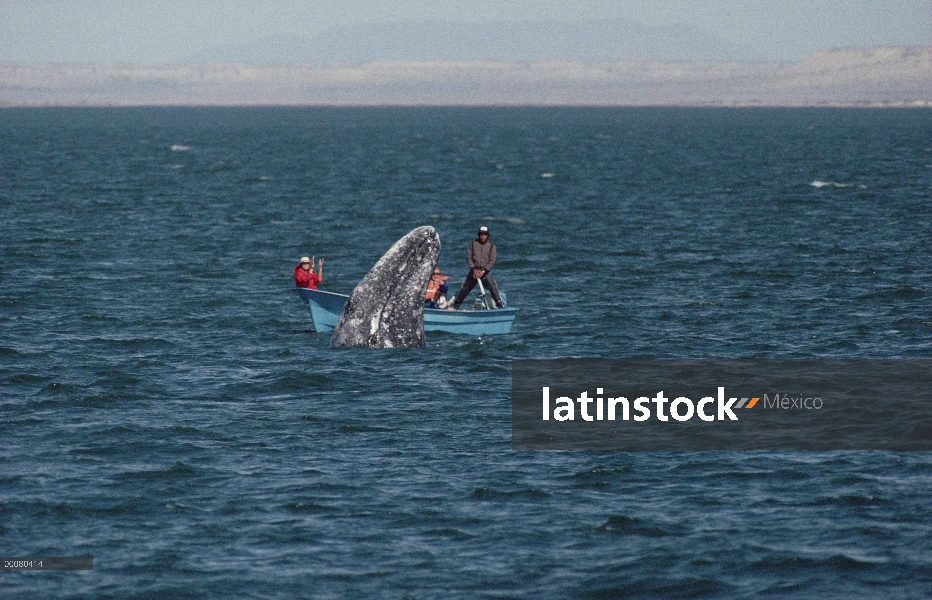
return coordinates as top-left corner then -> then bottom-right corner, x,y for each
1,0 -> 929,63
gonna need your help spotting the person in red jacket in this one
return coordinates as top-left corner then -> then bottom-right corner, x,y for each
294,256 -> 323,289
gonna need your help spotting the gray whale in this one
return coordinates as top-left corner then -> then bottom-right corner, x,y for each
330,226 -> 440,348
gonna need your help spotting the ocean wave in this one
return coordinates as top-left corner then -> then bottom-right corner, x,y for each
810,180 -> 867,189
597,514 -> 675,537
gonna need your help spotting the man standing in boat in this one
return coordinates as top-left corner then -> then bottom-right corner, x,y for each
294,256 -> 323,289
450,226 -> 504,310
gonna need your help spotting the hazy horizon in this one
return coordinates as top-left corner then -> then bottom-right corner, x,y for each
3,46 -> 930,107
1,1 -> 930,64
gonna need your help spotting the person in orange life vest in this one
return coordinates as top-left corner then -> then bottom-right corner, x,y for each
294,256 -> 323,289
424,268 -> 449,309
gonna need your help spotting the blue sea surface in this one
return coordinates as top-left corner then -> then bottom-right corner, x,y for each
2,107 -> 932,598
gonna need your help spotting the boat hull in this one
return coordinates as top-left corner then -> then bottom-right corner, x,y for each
295,288 -> 517,335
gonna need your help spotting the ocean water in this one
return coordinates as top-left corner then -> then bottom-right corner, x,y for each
2,107 -> 932,598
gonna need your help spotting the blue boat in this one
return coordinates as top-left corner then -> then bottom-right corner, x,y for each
295,288 -> 518,335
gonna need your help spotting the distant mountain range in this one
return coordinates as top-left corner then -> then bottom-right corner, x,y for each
2,47 -> 930,107
199,19 -> 767,63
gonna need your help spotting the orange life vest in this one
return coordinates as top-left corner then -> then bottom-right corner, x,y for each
425,276 -> 448,301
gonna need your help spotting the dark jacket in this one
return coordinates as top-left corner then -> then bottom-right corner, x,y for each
467,238 -> 496,273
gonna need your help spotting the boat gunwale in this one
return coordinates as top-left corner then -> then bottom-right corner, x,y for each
294,287 -> 517,333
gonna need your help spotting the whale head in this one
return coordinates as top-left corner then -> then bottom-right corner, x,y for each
330,226 -> 441,349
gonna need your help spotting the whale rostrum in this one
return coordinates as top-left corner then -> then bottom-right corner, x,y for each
330,226 -> 441,349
